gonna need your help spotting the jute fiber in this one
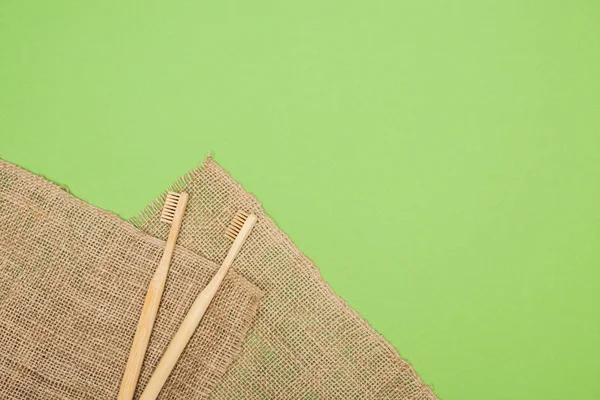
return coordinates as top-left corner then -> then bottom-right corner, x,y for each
0,159 -> 263,399
131,156 -> 437,399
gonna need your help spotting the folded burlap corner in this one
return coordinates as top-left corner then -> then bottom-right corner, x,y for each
130,156 -> 437,399
0,159 -> 263,399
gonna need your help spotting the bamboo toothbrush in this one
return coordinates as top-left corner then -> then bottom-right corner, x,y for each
139,211 -> 258,400
118,191 -> 189,400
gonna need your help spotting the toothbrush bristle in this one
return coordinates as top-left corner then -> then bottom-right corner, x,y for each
160,191 -> 182,224
225,210 -> 249,241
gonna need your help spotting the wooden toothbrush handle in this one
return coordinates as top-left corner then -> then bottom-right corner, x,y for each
139,214 -> 257,400
138,267 -> 228,400
118,193 -> 188,400
117,257 -> 170,400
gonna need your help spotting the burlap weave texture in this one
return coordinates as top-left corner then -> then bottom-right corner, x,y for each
131,157 -> 437,399
0,159 -> 263,399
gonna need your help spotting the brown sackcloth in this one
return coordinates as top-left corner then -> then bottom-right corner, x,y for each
0,159 -> 263,399
130,156 -> 437,399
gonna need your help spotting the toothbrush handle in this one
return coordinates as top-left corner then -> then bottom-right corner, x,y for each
139,265 -> 229,400
118,256 -> 170,400
139,214 -> 257,400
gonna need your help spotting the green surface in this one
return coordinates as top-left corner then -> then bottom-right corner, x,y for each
1,1 -> 599,398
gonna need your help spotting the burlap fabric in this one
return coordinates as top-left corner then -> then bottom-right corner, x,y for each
0,159 -> 263,399
131,156 -> 437,399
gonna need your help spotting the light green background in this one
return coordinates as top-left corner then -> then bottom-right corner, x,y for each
1,1 -> 599,399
